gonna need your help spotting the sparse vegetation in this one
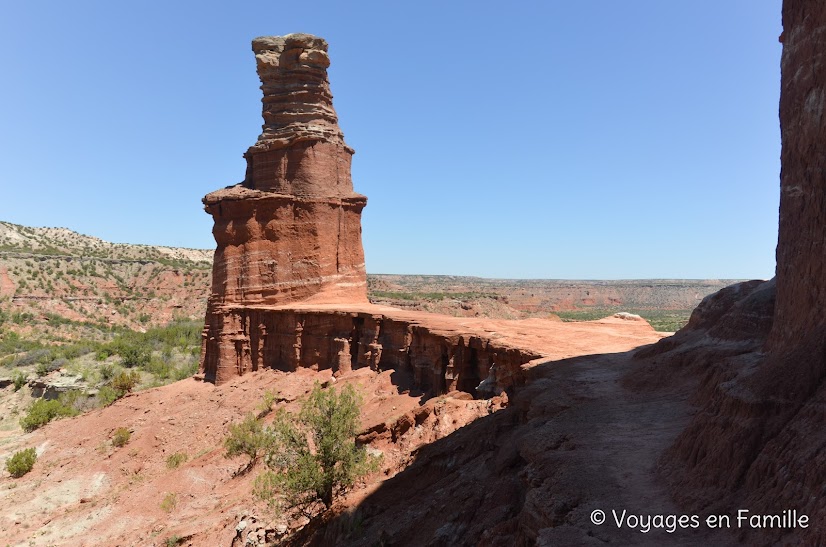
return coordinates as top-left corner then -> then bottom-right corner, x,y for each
99,363 -> 116,381
110,370 -> 141,394
160,492 -> 177,513
112,427 -> 131,447
5,447 -> 37,478
96,385 -> 122,407
20,394 -> 81,431
551,308 -> 693,332
370,290 -> 498,302
249,384 -> 380,516
258,389 -> 279,417
166,452 -> 188,469
12,370 -> 27,391
224,413 -> 275,474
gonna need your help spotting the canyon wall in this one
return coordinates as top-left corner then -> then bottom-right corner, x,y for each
769,0 -> 826,353
633,2 -> 826,543
201,306 -> 542,395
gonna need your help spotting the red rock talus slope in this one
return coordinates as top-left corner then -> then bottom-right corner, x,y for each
201,34 -> 368,384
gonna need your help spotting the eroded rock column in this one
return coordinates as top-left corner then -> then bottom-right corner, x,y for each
200,34 -> 368,384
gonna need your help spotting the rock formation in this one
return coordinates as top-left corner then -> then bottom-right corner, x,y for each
201,34 -> 369,384
203,34 -> 367,309
770,0 -> 826,354
198,35 -> 548,395
630,2 -> 826,543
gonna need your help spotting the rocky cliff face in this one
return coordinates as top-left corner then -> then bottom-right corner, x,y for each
770,1 -> 826,353
630,2 -> 826,543
201,34 -> 369,384
200,306 -> 543,393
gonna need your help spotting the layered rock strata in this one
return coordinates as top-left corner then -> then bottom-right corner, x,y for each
201,34 -> 370,384
201,306 -> 543,395
203,33 -> 366,311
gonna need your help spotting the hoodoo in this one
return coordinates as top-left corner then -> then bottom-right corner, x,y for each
203,33 -> 368,309
200,34 -> 369,383
197,35 -> 646,401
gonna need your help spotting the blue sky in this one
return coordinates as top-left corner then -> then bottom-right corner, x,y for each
0,0 -> 782,279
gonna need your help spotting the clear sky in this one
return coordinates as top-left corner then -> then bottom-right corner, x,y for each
0,0 -> 782,279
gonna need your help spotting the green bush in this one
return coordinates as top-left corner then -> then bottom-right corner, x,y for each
224,413 -> 275,474
253,384 -> 379,512
59,344 -> 95,360
5,447 -> 37,478
112,427 -> 131,447
258,389 -> 278,417
172,360 -> 198,381
12,371 -> 27,391
119,343 -> 150,369
96,385 -> 122,407
160,492 -> 177,513
20,396 -> 80,432
0,332 -> 44,360
146,357 -> 172,380
12,348 -> 51,367
99,363 -> 116,381
110,370 -> 141,394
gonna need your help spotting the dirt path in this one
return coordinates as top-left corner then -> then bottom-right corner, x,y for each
524,351 -> 737,545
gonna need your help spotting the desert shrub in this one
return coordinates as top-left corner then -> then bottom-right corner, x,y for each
112,427 -> 131,447
258,389 -> 278,417
93,321 -> 201,367
99,363 -> 116,381
110,370 -> 141,394
254,383 -> 379,513
12,371 -> 27,391
35,357 -> 66,377
166,452 -> 188,469
97,385 -> 121,407
172,360 -> 198,381
119,343 -> 150,369
0,332 -> 44,360
12,348 -> 52,367
160,492 -> 177,513
20,396 -> 80,431
146,357 -> 172,380
58,344 -> 95,360
224,413 -> 276,474
5,447 -> 36,478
